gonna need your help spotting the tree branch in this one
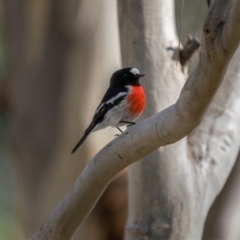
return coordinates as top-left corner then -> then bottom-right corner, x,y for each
207,0 -> 211,8
179,35 -> 200,68
30,0 -> 240,239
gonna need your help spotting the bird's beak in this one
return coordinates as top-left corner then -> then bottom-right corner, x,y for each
138,74 -> 145,78
132,74 -> 145,79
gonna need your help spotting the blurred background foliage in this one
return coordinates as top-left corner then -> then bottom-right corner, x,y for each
0,1 -> 207,239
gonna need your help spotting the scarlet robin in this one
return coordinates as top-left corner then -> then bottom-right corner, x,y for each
71,67 -> 146,154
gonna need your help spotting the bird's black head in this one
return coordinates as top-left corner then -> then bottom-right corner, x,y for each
110,67 -> 144,87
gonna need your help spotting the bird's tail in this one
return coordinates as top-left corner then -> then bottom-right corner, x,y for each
71,122 -> 96,154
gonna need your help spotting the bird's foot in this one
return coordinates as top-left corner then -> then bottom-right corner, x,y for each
120,121 -> 136,126
115,127 -> 123,137
116,127 -> 123,133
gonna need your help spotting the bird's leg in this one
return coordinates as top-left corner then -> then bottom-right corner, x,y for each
117,127 -> 123,133
119,120 -> 136,125
115,121 -> 136,137
120,120 -> 136,128
115,127 -> 123,137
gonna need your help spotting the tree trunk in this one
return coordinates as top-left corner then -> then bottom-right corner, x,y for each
203,151 -> 240,240
118,1 -> 189,239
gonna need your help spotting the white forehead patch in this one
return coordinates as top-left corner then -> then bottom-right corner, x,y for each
130,68 -> 140,76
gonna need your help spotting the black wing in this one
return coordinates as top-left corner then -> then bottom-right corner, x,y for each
71,86 -> 129,154
93,85 -> 129,123
71,122 -> 96,154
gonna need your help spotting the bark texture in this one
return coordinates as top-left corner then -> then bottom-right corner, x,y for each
118,1 -> 188,239
119,0 -> 240,239
203,151 -> 240,240
29,0 -> 240,239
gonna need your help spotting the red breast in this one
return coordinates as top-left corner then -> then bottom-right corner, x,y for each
127,86 -> 146,115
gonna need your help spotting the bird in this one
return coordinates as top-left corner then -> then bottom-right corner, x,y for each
71,67 -> 146,154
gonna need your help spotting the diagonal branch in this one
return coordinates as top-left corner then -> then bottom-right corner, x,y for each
30,0 -> 240,239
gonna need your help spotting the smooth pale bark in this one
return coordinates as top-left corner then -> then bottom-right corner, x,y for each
119,0 -> 240,239
203,153 -> 240,240
118,1 -> 189,239
29,0 -> 240,239
119,1 -> 240,239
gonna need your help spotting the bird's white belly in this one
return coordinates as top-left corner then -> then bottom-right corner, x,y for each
92,99 -> 137,132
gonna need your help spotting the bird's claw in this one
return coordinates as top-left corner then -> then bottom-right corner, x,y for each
115,134 -> 120,137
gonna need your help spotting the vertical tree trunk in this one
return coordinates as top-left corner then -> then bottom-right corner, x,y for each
203,151 -> 240,240
118,1 -> 190,239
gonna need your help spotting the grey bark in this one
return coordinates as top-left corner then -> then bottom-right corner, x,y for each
203,151 -> 240,240
119,0 -> 240,239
